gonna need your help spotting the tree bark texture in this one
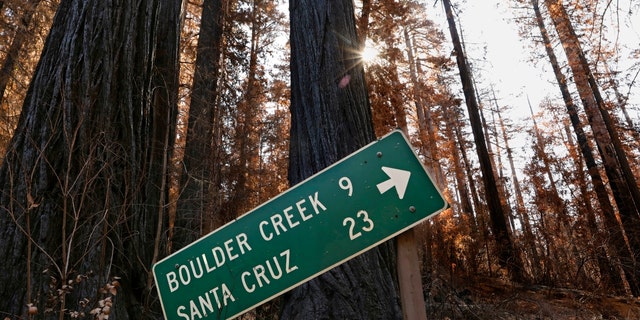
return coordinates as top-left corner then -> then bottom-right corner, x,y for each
282,0 -> 402,318
0,0 -> 182,318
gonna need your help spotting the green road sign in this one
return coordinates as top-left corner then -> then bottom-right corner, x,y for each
153,130 -> 448,320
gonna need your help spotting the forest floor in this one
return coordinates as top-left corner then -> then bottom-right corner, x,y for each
425,273 -> 640,319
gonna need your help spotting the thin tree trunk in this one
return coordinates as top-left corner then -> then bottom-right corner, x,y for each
482,92 -> 517,238
442,0 -> 523,281
499,99 -> 539,278
544,0 -> 640,232
452,103 -> 491,275
227,0 -> 263,219
488,102 -> 517,234
562,117 -> 620,290
443,102 -> 481,274
404,27 -> 443,182
539,0 -> 639,294
403,26 -> 438,281
529,104 -> 579,283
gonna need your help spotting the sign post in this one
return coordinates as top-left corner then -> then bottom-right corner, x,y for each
153,130 -> 448,320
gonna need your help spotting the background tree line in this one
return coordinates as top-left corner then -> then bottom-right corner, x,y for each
0,0 -> 638,318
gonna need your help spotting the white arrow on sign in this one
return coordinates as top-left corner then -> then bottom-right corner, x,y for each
376,166 -> 411,200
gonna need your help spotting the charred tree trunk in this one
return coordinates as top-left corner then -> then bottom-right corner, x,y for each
0,0 -> 182,318
561,118 -> 618,290
356,0 -> 371,49
498,102 -> 539,278
531,0 -> 626,292
443,102 -> 481,275
487,104 -> 517,234
175,0 -> 224,248
227,0 -> 266,219
452,102 -> 492,275
529,105 -> 578,283
541,0 -> 640,294
442,0 -> 523,282
282,0 -> 401,318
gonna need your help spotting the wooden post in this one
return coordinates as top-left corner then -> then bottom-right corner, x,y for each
397,228 -> 428,320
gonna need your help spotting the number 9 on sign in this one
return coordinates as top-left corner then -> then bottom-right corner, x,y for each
339,177 -> 353,197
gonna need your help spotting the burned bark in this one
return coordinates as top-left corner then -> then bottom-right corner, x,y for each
0,0 -> 182,318
281,0 -> 402,318
442,0 -> 523,282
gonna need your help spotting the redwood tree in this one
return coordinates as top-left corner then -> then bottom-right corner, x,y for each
175,0 -> 224,250
0,0 -> 182,318
281,0 -> 402,318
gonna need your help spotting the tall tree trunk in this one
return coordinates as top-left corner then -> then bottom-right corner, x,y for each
544,0 -> 640,228
443,105 -> 475,226
487,103 -> 517,234
442,0 -> 523,282
529,104 -> 579,283
356,0 -> 371,49
227,0 -> 263,219
452,101 -> 492,275
282,0 -> 401,318
482,93 -> 517,237
540,0 -> 640,294
443,102 -> 481,274
561,117 -> 621,290
0,0 -> 182,318
498,100 -> 539,278
404,27 -> 444,280
175,0 -> 224,249
404,27 -> 442,181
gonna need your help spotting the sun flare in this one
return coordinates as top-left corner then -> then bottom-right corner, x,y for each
361,43 -> 380,63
